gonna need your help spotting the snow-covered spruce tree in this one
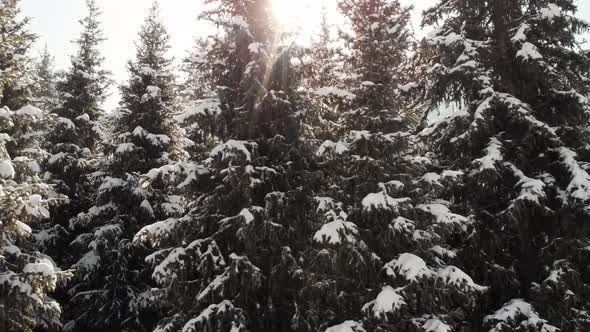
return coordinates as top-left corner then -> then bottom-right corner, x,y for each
0,4 -> 71,327
0,106 -> 71,332
46,0 -> 110,218
0,0 -> 35,111
337,0 -> 416,132
134,1 -> 318,331
64,3 -> 181,331
31,45 -> 59,112
112,1 -> 181,174
178,37 -> 221,160
417,0 -> 590,330
299,8 -> 348,143
307,1 -> 486,331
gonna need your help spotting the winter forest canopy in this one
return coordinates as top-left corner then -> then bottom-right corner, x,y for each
1,0 -> 590,331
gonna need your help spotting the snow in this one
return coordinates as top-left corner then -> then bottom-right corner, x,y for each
182,300 -> 237,332
512,23 -> 530,43
317,140 -> 349,156
133,126 -> 148,137
139,65 -> 156,76
391,217 -> 415,235
313,219 -> 359,245
230,15 -> 249,29
363,286 -> 406,317
153,247 -> 185,284
16,105 -> 44,118
248,42 -> 264,54
474,137 -> 503,171
239,208 -> 255,224
0,133 -> 10,146
540,3 -> 563,21
0,272 -> 33,294
506,163 -> 546,205
2,245 -> 21,255
556,147 -> 590,202
474,96 -> 493,120
419,110 -> 469,137
23,258 -> 55,276
382,180 -> 405,193
484,299 -> 558,332
449,60 -> 479,74
0,107 -> 11,120
134,218 -> 179,244
162,195 -> 184,216
98,176 -> 126,193
20,194 -> 50,219
74,250 -> 100,271
211,140 -> 254,162
429,31 -> 463,46
93,224 -> 122,239
517,42 -> 543,61
314,87 -> 355,100
35,228 -> 59,248
384,253 -> 432,281
430,245 -> 456,258
543,267 -> 566,284
398,82 -> 418,92
48,152 -> 66,165
314,197 -> 337,213
146,133 -> 171,147
128,127 -> 171,147
421,172 -> 443,187
362,191 -> 411,213
76,113 -> 90,122
436,266 -> 487,291
175,98 -> 222,123
146,85 -> 161,98
325,320 -> 366,332
115,142 -> 136,154
58,117 -> 76,130
417,204 -> 467,224
144,161 -> 209,189
422,318 -> 452,332
0,160 -> 15,178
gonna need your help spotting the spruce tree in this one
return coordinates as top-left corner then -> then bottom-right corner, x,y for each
417,0 -> 590,330
31,45 -> 59,112
46,0 -> 110,213
65,3 -> 180,331
0,0 -> 35,111
135,0 -> 313,331
300,7 -> 346,143
305,2 -> 486,331
0,2 -> 70,331
0,106 -> 70,332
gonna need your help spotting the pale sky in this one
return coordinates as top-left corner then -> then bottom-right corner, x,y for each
21,0 -> 590,110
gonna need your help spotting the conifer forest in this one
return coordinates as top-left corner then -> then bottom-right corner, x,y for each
1,0 -> 590,331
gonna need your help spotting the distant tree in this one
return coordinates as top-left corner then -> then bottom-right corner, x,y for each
31,45 -> 59,111
337,0 -> 415,133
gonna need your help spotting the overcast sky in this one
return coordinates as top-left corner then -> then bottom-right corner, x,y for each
21,0 -> 590,110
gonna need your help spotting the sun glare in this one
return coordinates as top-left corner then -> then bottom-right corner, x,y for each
271,0 -> 331,42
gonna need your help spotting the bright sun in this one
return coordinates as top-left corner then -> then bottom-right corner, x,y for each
271,0 -> 331,41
